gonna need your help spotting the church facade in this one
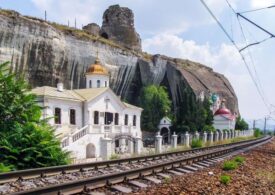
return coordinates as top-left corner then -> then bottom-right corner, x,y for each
32,58 -> 143,161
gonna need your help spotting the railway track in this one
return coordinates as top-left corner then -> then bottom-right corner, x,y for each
0,136 -> 271,195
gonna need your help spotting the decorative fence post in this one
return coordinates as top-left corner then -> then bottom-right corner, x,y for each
134,137 -> 142,154
203,132 -> 207,143
209,132 -> 213,143
155,132 -> 163,153
100,137 -> 112,160
172,132 -> 178,148
184,132 -> 190,147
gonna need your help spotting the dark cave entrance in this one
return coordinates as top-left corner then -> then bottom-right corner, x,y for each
101,32 -> 109,39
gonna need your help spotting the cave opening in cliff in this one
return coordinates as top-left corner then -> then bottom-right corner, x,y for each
160,72 -> 174,113
101,32 -> 109,39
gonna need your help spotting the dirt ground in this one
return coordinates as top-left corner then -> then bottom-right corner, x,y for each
133,137 -> 275,195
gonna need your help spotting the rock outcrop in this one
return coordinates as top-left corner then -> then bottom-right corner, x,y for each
100,5 -> 142,52
82,23 -> 100,36
0,7 -> 239,115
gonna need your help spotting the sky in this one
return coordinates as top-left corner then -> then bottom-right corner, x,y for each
0,0 -> 275,129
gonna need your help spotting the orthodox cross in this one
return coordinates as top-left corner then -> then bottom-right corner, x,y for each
104,96 -> 110,110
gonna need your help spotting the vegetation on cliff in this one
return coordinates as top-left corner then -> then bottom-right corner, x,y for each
0,62 -> 70,172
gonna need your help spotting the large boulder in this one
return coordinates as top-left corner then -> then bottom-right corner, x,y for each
82,23 -> 100,36
100,5 -> 142,52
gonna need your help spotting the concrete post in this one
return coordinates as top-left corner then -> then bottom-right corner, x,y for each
171,132 -> 178,148
155,133 -> 163,153
224,131 -> 227,140
100,137 -> 112,160
184,132 -> 190,147
119,138 -> 126,153
220,131 -> 223,141
209,132 -> 213,143
128,140 -> 134,153
214,131 -> 219,142
195,131 -> 200,140
203,132 -> 207,143
134,137 -> 142,154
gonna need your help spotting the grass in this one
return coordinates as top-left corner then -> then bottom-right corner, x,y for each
234,156 -> 245,165
222,160 -> 238,171
109,153 -> 120,160
164,176 -> 172,184
220,175 -> 231,185
191,138 -> 203,148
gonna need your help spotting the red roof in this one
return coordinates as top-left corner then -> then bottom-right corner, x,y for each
214,108 -> 231,115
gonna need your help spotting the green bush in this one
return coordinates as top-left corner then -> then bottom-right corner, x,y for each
220,175 -> 231,185
109,153 -> 120,160
234,156 -> 245,165
254,128 -> 262,137
222,160 -> 238,171
191,138 -> 203,148
0,163 -> 14,173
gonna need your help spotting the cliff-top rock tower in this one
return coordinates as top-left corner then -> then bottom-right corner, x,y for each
100,5 -> 142,52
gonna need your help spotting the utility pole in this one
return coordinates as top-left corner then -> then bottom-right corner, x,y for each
264,117 -> 267,135
75,18 -> 76,29
45,10 -> 47,21
253,120 -> 256,129
68,20 -> 69,27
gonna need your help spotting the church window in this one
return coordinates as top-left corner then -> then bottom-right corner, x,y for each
115,113 -> 119,125
133,115 -> 136,126
97,80 -> 100,88
70,109 -> 76,125
54,107 -> 61,124
94,111 -> 99,124
89,80 -> 92,88
124,114 -> 128,126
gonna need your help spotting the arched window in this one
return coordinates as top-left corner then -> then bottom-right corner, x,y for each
105,81 -> 107,87
97,80 -> 100,88
94,111 -> 99,124
124,114 -> 128,126
115,113 -> 119,125
89,80 -> 92,88
70,109 -> 76,125
54,107 -> 61,124
133,115 -> 136,126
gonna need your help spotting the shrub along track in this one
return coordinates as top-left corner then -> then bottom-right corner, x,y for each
0,136 -> 271,195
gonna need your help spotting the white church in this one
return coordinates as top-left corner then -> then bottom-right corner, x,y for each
32,57 -> 143,161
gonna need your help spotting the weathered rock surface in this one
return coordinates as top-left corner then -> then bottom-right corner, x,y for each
82,23 -> 100,36
100,5 -> 142,52
0,7 -> 239,115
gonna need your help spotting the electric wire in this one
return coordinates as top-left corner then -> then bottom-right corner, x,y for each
200,0 -> 271,113
239,5 -> 275,14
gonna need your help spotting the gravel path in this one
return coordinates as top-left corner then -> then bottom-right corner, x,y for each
133,138 -> 275,195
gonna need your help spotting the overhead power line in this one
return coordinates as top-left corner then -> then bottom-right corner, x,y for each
200,0 -> 271,113
239,5 -> 275,14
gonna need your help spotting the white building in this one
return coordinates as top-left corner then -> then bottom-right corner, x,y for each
32,58 -> 143,161
213,99 -> 236,130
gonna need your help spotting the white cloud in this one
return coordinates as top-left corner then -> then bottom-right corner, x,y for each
251,0 -> 275,8
143,33 -> 271,119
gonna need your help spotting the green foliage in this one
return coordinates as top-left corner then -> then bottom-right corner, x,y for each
235,116 -> 249,130
0,62 -> 70,170
234,156 -> 245,165
254,128 -> 262,137
140,85 -> 172,131
203,125 -> 215,132
109,153 -> 120,160
0,163 -> 14,173
191,138 -> 203,148
173,87 -> 213,132
220,175 -> 231,185
222,160 -> 238,171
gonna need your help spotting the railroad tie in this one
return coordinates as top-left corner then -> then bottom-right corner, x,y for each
128,180 -> 148,188
192,163 -> 205,169
168,170 -> 184,176
175,168 -> 193,173
144,176 -> 162,184
111,185 -> 132,193
157,173 -> 171,179
196,162 -> 210,167
183,165 -> 198,171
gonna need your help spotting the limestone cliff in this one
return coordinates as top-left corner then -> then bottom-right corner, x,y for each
0,7 -> 239,115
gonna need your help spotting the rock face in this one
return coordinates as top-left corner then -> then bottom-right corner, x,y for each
100,5 -> 142,52
0,8 -> 239,116
82,23 -> 100,36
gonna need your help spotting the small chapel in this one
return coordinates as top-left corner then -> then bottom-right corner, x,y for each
31,57 -> 143,161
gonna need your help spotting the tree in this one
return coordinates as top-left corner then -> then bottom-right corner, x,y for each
0,62 -> 70,171
140,85 -> 171,131
235,116 -> 249,130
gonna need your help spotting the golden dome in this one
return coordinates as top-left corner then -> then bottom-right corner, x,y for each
86,58 -> 108,76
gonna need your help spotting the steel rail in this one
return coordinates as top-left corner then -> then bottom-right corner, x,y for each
0,137 -> 266,182
9,136 -> 271,195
